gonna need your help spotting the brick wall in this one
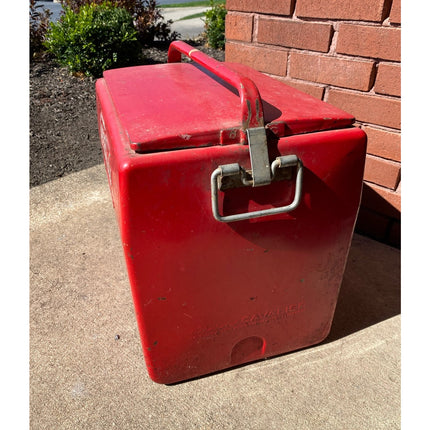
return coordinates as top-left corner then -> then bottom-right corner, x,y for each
225,0 -> 401,248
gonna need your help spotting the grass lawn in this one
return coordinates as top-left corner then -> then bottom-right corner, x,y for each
178,11 -> 206,20
161,1 -> 224,8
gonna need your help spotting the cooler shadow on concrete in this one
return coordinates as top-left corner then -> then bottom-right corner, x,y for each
324,234 -> 401,343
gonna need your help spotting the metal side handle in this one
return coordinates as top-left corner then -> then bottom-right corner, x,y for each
211,155 -> 303,223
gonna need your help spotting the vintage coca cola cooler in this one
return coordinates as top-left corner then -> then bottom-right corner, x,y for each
96,41 -> 367,384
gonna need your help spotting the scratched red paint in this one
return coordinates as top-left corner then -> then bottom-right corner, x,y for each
96,41 -> 366,384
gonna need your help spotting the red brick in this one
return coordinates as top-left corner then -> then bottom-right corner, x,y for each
370,182 -> 401,213
374,62 -> 401,97
296,0 -> 387,22
225,42 -> 288,76
355,207 -> 390,242
226,0 -> 293,16
361,181 -> 401,219
327,89 -> 401,129
390,0 -> 401,24
289,52 -> 375,91
362,126 -> 401,162
225,13 -> 253,42
337,24 -> 401,61
364,155 -> 400,190
256,17 -> 333,52
273,76 -> 325,100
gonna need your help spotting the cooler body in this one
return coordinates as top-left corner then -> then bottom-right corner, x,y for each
96,42 -> 367,384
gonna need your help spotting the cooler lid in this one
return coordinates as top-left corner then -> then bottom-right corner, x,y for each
102,42 -> 354,153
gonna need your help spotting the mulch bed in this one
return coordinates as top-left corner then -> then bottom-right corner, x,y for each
30,39 -> 225,187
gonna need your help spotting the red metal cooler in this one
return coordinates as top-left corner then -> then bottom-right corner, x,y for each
96,41 -> 367,384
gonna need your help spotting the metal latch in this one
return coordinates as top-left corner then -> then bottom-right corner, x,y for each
245,127 -> 271,187
211,127 -> 303,222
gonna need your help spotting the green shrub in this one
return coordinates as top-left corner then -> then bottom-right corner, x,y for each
60,0 -> 178,44
45,2 -> 142,77
204,0 -> 226,49
30,0 -> 52,58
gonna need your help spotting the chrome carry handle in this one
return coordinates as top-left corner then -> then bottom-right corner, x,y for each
211,155 -> 303,223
